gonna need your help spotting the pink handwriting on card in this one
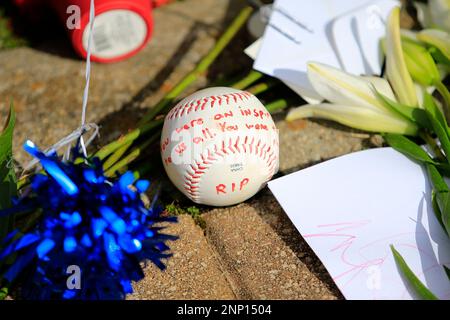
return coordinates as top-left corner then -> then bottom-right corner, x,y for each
269,148 -> 450,300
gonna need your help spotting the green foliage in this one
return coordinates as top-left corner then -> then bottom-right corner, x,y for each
429,46 -> 450,67
384,82 -> 450,299
444,265 -> 450,281
0,105 -> 17,242
432,190 -> 446,231
186,206 -> 201,217
391,245 -> 438,300
425,163 -> 450,238
0,286 -> 7,300
423,91 -> 449,133
165,203 -> 205,229
0,10 -> 26,50
384,134 -> 436,164
375,90 -> 431,130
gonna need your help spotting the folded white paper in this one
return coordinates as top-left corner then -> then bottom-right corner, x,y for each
332,0 -> 395,75
245,38 -> 322,104
254,0 -> 398,99
268,148 -> 450,300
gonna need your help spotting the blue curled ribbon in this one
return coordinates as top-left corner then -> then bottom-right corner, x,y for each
0,141 -> 177,300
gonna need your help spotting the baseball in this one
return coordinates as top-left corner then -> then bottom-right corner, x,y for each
161,87 -> 279,206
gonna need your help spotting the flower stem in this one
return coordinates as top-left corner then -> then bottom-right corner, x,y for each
266,99 -> 289,114
232,70 -> 263,90
138,6 -> 254,125
420,130 -> 446,162
247,79 -> 277,96
102,141 -> 132,171
94,119 -> 163,161
104,133 -> 159,177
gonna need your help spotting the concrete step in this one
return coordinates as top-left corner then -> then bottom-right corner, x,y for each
129,215 -> 236,300
203,202 -> 340,299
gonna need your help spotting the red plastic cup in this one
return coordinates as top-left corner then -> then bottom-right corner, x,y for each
14,0 -> 173,63
49,0 -> 154,63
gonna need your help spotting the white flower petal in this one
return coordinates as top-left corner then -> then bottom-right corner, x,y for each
307,62 -> 394,112
287,103 -> 418,135
386,7 -> 418,106
418,29 -> 450,61
363,76 -> 397,101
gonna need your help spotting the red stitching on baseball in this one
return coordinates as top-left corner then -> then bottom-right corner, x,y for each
200,98 -> 208,111
234,136 -> 240,153
183,136 -> 278,202
228,138 -> 235,154
167,91 -> 253,120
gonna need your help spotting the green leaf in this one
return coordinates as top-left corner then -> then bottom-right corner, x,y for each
440,191 -> 450,238
0,286 -> 7,300
0,104 -> 17,242
443,265 -> 450,282
426,164 -> 450,237
423,91 -> 450,138
384,134 -> 436,165
423,105 -> 450,164
430,46 -> 450,67
426,164 -> 450,194
374,89 -> 431,130
432,190 -> 446,231
435,162 -> 450,176
391,245 -> 439,300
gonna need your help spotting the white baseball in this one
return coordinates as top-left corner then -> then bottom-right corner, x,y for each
161,87 -> 279,206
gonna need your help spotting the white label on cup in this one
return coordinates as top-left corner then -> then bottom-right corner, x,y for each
82,9 -> 147,59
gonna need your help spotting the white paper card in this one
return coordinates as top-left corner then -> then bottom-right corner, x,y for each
245,38 -> 323,104
254,0 -> 398,96
268,148 -> 450,300
244,38 -> 262,60
332,0 -> 396,75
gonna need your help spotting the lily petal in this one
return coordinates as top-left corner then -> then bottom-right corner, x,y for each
417,29 -> 450,62
286,104 -> 418,135
364,76 -> 397,101
307,62 -> 394,112
386,7 -> 418,106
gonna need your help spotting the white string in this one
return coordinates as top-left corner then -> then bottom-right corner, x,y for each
23,123 -> 100,173
79,0 -> 96,157
21,0 -> 98,175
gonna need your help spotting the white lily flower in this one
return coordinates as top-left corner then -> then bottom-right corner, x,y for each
307,63 -> 395,112
287,62 -> 419,135
286,103 -> 418,135
417,29 -> 450,62
386,7 -> 418,107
